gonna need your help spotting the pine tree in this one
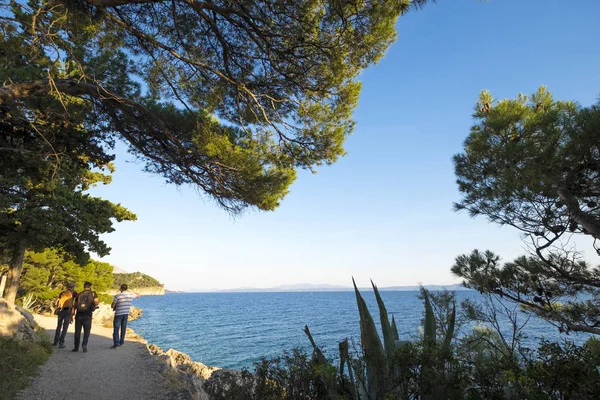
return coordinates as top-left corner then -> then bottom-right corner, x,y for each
452,87 -> 600,335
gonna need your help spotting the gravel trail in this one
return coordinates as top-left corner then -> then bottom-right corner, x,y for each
17,314 -> 171,400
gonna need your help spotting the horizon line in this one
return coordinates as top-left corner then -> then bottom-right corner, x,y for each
167,283 -> 470,293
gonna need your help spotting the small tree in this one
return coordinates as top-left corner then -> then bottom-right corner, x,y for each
454,86 -> 600,253
14,249 -> 114,305
452,88 -> 600,335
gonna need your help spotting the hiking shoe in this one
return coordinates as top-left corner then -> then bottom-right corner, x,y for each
58,344 -> 65,348
110,345 -> 119,349
52,342 -> 58,346
82,347 -> 88,353
72,348 -> 79,352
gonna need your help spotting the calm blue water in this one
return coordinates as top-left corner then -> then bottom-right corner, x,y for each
129,291 -> 590,369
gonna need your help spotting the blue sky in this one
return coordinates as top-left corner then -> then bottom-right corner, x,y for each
90,0 -> 600,291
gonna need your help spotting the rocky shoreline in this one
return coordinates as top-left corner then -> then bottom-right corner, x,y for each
148,343 -> 249,399
115,306 -> 246,399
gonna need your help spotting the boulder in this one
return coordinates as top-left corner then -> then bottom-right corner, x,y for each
0,298 -> 39,342
147,344 -> 220,399
185,361 -> 221,381
204,369 -> 255,396
148,344 -> 255,398
149,345 -> 222,380
93,302 -> 114,323
95,303 -> 143,328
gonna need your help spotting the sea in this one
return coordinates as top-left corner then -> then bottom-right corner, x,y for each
128,291 -> 591,370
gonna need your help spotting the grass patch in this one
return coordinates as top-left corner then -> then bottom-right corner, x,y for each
0,328 -> 52,400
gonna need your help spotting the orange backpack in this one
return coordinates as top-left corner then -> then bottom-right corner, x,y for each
57,291 -> 73,309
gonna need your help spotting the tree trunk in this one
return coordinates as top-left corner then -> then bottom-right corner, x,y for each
2,240 -> 26,304
558,188 -> 600,240
0,275 -> 7,299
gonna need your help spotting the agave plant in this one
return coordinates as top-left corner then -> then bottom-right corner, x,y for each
20,293 -> 37,311
303,279 -> 457,400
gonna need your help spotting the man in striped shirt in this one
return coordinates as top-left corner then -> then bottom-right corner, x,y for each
110,284 -> 140,349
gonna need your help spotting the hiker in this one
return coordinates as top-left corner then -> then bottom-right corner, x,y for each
52,282 -> 77,348
71,281 -> 99,353
111,283 -> 140,349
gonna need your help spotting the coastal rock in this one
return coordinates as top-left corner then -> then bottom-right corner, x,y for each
94,303 -> 143,328
147,343 -> 256,399
148,344 -> 222,399
125,327 -> 146,343
164,348 -> 193,366
0,298 -> 39,342
148,345 -> 221,378
203,369 -> 254,396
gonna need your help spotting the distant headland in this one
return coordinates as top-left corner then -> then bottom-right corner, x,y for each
110,271 -> 165,295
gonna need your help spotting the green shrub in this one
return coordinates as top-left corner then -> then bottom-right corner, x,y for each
203,348 -> 339,400
0,333 -> 52,400
522,340 -> 600,399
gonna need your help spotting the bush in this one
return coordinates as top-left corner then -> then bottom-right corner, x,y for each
522,340 -> 600,399
203,348 -> 339,400
0,330 -> 52,400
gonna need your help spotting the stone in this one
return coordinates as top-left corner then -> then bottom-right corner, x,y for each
156,354 -> 177,371
187,362 -> 221,380
0,298 -> 39,342
95,303 -> 143,328
165,348 -> 192,365
146,343 -> 218,399
204,369 -> 249,391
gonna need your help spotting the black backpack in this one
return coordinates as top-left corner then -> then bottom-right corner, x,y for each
76,291 -> 96,313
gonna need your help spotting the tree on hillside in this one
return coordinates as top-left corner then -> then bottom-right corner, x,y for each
112,272 -> 163,290
0,0 -> 437,214
452,88 -> 600,335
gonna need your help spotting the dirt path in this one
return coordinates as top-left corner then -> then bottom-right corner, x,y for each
17,314 -> 171,400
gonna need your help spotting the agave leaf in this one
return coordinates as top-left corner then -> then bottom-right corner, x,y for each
339,339 -> 358,400
371,279 -> 396,358
353,278 -> 384,359
443,301 -> 456,352
351,358 -> 368,399
304,325 -> 338,399
391,315 -> 400,341
303,325 -> 327,365
422,289 -> 436,344
339,338 -> 348,376
421,291 -> 437,400
353,277 -> 384,398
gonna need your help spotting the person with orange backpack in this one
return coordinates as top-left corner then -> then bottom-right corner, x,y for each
70,281 -> 99,353
52,282 -> 77,348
